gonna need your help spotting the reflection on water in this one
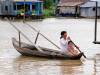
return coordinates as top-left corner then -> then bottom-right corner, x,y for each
0,18 -> 100,75
13,56 -> 83,75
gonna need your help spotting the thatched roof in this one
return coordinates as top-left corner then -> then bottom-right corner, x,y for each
58,0 -> 89,7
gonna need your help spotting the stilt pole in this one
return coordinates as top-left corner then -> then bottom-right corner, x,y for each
18,31 -> 21,47
34,31 -> 40,44
94,1 -> 98,42
23,0 -> 26,22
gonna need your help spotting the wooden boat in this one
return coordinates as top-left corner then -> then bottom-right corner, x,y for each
12,38 -> 83,60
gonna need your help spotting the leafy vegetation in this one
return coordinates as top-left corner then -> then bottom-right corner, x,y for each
43,0 -> 56,17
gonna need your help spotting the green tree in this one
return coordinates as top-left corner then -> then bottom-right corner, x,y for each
44,0 -> 54,9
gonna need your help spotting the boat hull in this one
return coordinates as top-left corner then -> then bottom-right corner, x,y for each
12,38 -> 83,60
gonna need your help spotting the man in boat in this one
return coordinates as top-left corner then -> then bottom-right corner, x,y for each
60,31 -> 80,56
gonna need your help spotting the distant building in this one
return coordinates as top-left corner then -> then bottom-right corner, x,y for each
0,0 -> 43,18
80,1 -> 100,18
57,0 -> 88,17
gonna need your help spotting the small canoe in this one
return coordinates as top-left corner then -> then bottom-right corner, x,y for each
12,38 -> 83,60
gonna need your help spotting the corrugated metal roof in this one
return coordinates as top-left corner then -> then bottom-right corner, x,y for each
91,0 -> 100,1
81,1 -> 100,7
13,0 -> 40,2
58,2 -> 85,6
0,0 -> 42,2
58,0 -> 88,7
14,0 -> 37,1
59,0 -> 88,2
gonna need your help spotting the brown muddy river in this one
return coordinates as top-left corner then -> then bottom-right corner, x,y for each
0,18 -> 100,75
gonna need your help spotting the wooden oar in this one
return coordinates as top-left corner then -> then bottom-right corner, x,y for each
23,22 -> 83,57
7,19 -> 44,52
23,22 -> 61,49
23,22 -> 85,57
70,39 -> 86,58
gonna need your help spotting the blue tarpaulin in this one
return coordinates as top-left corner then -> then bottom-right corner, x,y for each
16,2 -> 38,5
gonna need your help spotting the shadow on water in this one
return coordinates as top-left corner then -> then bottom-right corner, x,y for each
14,55 -> 83,65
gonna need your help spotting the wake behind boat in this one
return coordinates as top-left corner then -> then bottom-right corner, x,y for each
12,38 -> 83,60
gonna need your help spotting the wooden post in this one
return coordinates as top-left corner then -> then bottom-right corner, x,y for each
94,1 -> 98,42
30,3 -> 32,18
75,5 -> 78,18
23,0 -> 26,22
19,31 -> 21,47
79,6 -> 81,17
34,31 -> 40,44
